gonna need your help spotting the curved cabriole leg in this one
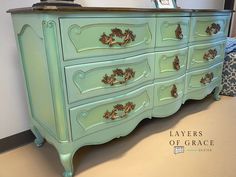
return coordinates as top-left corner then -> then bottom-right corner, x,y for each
31,126 -> 44,147
59,153 -> 74,177
213,85 -> 222,101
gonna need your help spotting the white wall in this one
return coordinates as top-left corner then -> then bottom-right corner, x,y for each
77,0 -> 155,8
0,0 -> 39,139
177,0 -> 225,9
0,0 -> 225,139
78,0 -> 225,9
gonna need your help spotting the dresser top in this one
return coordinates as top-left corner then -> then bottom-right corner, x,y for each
7,6 -> 233,14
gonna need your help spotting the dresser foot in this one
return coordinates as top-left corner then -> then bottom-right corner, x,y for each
31,126 -> 45,147
63,171 -> 73,177
34,138 -> 45,147
59,153 -> 74,177
213,85 -> 222,101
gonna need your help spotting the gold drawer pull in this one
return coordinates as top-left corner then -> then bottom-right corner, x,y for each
171,84 -> 178,98
102,68 -> 135,86
173,56 -> 180,71
200,73 -> 214,85
103,102 -> 136,120
175,24 -> 183,40
206,23 -> 221,35
203,49 -> 217,61
99,28 -> 136,47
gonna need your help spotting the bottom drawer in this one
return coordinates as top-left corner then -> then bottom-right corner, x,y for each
154,76 -> 185,107
70,85 -> 153,141
186,62 -> 223,93
152,76 -> 185,117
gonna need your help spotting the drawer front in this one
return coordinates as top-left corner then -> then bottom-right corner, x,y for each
65,53 -> 155,103
70,85 -> 153,140
155,47 -> 188,78
186,63 -> 223,93
190,16 -> 230,42
60,17 -> 156,60
188,41 -> 226,70
154,76 -> 185,107
156,17 -> 190,47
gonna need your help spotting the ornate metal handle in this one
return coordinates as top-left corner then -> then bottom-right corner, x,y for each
200,73 -> 214,85
206,23 -> 221,35
203,49 -> 217,61
103,102 -> 136,120
99,28 -> 136,47
175,24 -> 183,40
173,56 -> 180,71
102,68 -> 135,86
171,84 -> 178,98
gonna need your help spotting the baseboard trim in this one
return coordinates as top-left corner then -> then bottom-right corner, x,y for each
0,130 -> 35,153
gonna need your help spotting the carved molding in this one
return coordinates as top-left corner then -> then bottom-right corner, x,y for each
159,82 -> 183,102
42,20 -> 69,141
159,54 -> 185,73
194,19 -> 226,38
18,24 -> 43,40
161,21 -> 188,41
68,23 -> 152,53
76,90 -> 150,130
72,59 -> 151,94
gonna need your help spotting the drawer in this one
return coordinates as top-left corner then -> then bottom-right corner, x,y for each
156,17 -> 190,47
65,53 -> 155,103
69,85 -> 153,140
188,41 -> 226,70
186,63 -> 223,93
190,16 -> 230,42
60,17 -> 156,60
154,76 -> 185,107
155,47 -> 188,78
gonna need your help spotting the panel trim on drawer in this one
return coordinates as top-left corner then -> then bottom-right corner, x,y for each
65,53 -> 155,104
190,16 -> 230,42
156,17 -> 190,47
69,85 -> 153,140
185,62 -> 223,94
152,98 -> 183,118
153,76 -> 185,118
60,17 -> 156,61
187,40 -> 226,70
155,47 -> 188,79
183,80 -> 221,103
154,75 -> 185,107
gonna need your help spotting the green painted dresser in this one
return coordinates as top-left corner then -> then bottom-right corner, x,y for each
8,7 -> 232,177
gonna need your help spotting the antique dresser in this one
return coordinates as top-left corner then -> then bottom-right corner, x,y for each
8,6 -> 232,177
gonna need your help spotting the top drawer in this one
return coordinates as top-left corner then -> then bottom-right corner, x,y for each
156,17 -> 190,47
190,16 -> 230,42
60,17 -> 156,61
